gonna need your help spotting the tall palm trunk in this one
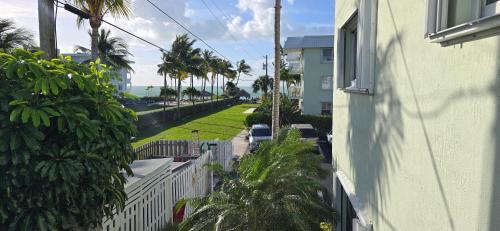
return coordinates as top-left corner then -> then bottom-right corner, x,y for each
222,76 -> 225,96
163,73 -> 167,122
236,73 -> 241,86
272,0 -> 282,138
90,19 -> 100,60
210,73 -> 214,111
216,74 -> 219,103
177,76 -> 182,120
191,74 -> 195,106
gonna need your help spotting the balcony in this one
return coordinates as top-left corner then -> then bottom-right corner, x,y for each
288,85 -> 302,99
288,62 -> 303,75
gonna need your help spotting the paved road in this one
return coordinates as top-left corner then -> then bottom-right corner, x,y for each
231,129 -> 249,158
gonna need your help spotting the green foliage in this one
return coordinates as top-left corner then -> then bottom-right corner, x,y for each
182,87 -> 200,98
179,130 -> 335,230
0,49 -> 137,230
244,112 -> 271,127
160,87 -> 177,98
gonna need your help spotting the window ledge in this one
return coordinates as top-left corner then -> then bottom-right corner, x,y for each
339,88 -> 371,95
429,14 -> 500,46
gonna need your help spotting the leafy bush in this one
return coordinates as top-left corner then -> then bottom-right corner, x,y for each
244,112 -> 271,127
180,130 -> 335,230
0,49 -> 137,229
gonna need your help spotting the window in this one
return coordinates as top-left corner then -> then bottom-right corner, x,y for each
321,76 -> 333,90
322,48 -> 333,62
336,0 -> 378,94
335,171 -> 373,231
425,0 -> 500,45
321,102 -> 332,115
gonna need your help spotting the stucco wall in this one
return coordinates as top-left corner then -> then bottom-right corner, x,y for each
333,1 -> 500,231
302,48 -> 334,115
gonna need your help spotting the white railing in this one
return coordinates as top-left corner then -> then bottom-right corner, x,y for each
135,140 -> 234,172
171,152 -> 212,218
101,158 -> 173,231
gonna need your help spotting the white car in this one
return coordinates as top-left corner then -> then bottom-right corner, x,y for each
327,130 -> 333,144
249,124 -> 272,152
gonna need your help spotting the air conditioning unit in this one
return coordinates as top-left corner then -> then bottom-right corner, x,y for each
353,218 -> 372,231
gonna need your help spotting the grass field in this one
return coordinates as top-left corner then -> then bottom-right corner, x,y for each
132,104 -> 258,147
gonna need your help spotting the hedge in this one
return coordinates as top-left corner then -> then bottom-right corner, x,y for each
137,98 -> 237,130
245,112 -> 332,137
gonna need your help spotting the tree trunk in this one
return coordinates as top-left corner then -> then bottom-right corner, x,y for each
222,76 -> 225,96
282,81 -> 285,96
236,72 -> 241,86
272,0 -> 282,139
90,25 -> 99,61
163,73 -> 167,122
177,76 -> 181,120
216,74 -> 219,103
211,73 -> 214,111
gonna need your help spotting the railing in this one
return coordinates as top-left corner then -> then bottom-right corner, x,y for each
288,62 -> 303,75
135,140 -> 234,172
288,85 -> 302,99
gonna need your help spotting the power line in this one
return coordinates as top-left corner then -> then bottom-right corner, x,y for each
55,0 -> 169,54
206,0 -> 265,55
143,0 -> 231,62
198,0 -> 260,62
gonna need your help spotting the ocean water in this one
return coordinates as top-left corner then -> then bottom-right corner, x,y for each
129,86 -> 287,98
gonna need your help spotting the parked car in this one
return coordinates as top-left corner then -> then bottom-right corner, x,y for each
249,124 -> 272,152
291,124 -> 319,145
327,130 -> 333,144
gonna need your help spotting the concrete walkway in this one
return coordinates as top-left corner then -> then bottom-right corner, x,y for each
243,108 -> 256,114
231,129 -> 249,158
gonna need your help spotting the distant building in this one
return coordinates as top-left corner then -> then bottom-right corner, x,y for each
63,53 -> 132,92
284,35 -> 334,116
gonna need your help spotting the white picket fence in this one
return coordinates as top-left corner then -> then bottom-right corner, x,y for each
101,158 -> 174,231
99,140 -> 233,231
171,152 -> 212,217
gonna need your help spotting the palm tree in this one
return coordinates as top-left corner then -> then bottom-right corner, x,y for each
200,50 -> 214,105
252,75 -> 273,97
179,130 -> 335,230
72,0 -> 131,60
186,49 -> 202,107
168,34 -> 200,119
158,52 -> 175,121
235,59 -> 252,86
272,0 -> 282,138
74,29 -> 133,71
0,18 -> 33,51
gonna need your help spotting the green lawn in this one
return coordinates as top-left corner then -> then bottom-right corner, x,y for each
132,104 -> 258,147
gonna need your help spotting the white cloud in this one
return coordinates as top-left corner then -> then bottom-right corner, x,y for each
287,0 -> 295,5
228,0 -> 275,39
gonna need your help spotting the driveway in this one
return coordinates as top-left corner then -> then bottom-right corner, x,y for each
231,129 -> 249,158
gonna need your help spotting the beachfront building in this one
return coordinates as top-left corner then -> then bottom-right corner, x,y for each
64,53 -> 132,92
332,0 -> 500,230
284,35 -> 334,116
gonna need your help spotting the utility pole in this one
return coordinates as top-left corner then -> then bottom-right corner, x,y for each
38,0 -> 57,59
263,55 -> 268,77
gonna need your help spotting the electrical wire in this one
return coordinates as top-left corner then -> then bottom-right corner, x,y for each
198,0 -> 260,62
54,0 -> 169,54
143,0 -> 231,62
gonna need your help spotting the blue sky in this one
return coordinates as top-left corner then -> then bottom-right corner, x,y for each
1,0 -> 334,86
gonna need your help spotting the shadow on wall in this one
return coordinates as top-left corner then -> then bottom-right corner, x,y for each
346,34 -> 404,231
489,38 -> 500,231
345,1 -> 500,230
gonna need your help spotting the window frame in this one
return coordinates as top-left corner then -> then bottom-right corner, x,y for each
321,76 -> 333,90
321,102 -> 332,115
336,0 -> 378,95
321,47 -> 334,63
425,0 -> 500,45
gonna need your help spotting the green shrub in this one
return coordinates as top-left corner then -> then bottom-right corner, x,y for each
244,112 -> 271,127
0,50 -> 137,229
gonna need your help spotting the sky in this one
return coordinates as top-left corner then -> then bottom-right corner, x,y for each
1,0 -> 334,86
